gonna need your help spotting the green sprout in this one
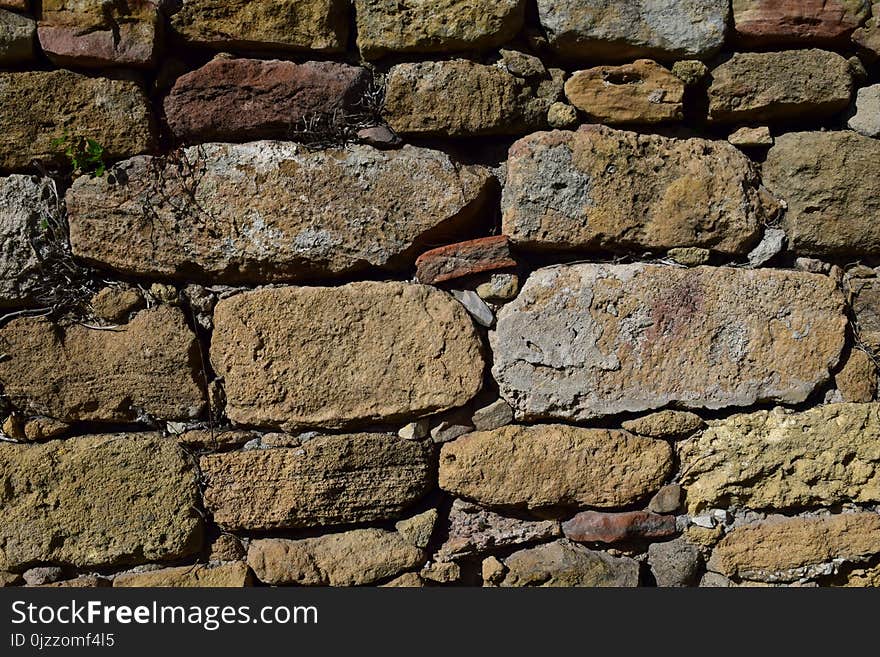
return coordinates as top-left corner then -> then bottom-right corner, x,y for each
50,132 -> 107,178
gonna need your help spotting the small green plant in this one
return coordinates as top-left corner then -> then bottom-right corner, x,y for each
50,132 -> 107,177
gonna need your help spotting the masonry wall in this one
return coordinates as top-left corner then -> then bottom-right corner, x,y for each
1,0 -> 880,588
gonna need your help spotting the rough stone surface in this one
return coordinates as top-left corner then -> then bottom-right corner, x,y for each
23,417 -> 69,442
562,511 -> 677,544
708,50 -> 852,124
671,60 -> 708,85
248,529 -> 426,586
355,0 -> 524,59
648,538 -> 702,587
733,0 -> 871,46
0,9 -> 34,64
537,0 -> 728,62
502,126 -> 769,255
680,404 -> 880,513
383,60 -> 553,137
493,264 -> 845,422
849,84 -> 880,137
852,278 -> 880,354
841,563 -> 880,587
171,0 -> 348,53
564,60 -> 684,124
708,514 -> 880,582
667,248 -> 711,267
415,236 -> 516,285
395,509 -> 438,550
439,425 -> 673,511
67,142 -> 493,283
622,411 -> 704,439
113,562 -> 251,587
436,499 -> 561,560
547,101 -> 579,129
201,434 -> 432,530
836,350 -> 877,402
0,69 -> 155,170
0,306 -> 204,423
764,131 -> 880,257
648,484 -> 683,514
164,59 -> 369,143
38,0 -> 160,68
476,274 -> 520,303
728,126 -> 773,147
471,399 -> 515,432
853,4 -> 880,60
90,286 -> 145,324
500,540 -> 639,587
212,284 -> 483,430
0,434 -> 202,571
0,175 -> 51,307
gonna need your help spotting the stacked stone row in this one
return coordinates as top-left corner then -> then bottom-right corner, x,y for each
1,0 -> 880,588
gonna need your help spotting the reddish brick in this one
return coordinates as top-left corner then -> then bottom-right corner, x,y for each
415,236 -> 517,285
562,511 -> 677,544
733,0 -> 870,46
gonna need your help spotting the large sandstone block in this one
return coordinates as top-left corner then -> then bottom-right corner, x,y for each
211,284 -> 484,430
249,529 -> 426,586
67,142 -> 493,283
0,9 -> 34,64
763,131 -> 880,257
38,0 -> 161,68
708,514 -> 880,582
537,0 -> 728,62
708,50 -> 852,124
113,562 -> 251,587
491,264 -> 846,422
383,60 -> 553,137
171,0 -> 348,52
733,0 -> 871,46
0,434 -> 202,571
500,540 -> 639,587
355,0 -> 525,59
439,425 -> 673,511
680,404 -> 880,513
502,126 -> 769,255
164,59 -> 369,143
201,435 -> 432,530
0,306 -> 204,423
0,175 -> 51,307
0,70 -> 155,171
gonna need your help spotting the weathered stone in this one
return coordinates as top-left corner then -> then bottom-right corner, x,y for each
472,399 -> 515,432
708,514 -> 880,582
836,350 -> 877,402
681,404 -> 880,513
356,125 -> 401,149
671,60 -> 708,85
380,572 -> 424,587
0,69 -> 154,171
492,264 -> 845,422
397,420 -> 430,441
564,60 -> 684,124
648,538 -> 702,587
0,1 -> 26,9
0,434 -> 202,571
38,0 -> 160,68
23,417 -> 69,442
746,228 -> 786,268
383,60 -> 552,137
451,289 -> 494,327
201,435 -> 432,530
436,499 -> 561,560
0,571 -> 21,586
708,50 -> 852,124
90,286 -> 145,324
849,84 -> 880,138
178,429 -> 256,452
23,566 -> 64,586
429,408 -> 474,444
164,59 -> 369,143
171,0 -> 348,53
421,561 -> 461,584
481,556 -> 506,585
42,575 -> 110,588
537,0 -> 728,62
648,484 -> 682,514
208,534 -> 246,562
396,509 -> 438,549
0,175 -> 52,307
666,248 -> 711,267
853,4 -> 880,60
476,274 -> 520,303
248,529 -> 426,586
416,236 -> 516,285
733,0 -> 871,46
562,511 -> 677,544
0,9 -> 34,64
113,562 -> 251,587
499,49 -> 547,78
355,0 -> 524,59
840,563 -> 880,587
622,411 -> 704,439
547,101 -> 578,129
728,126 -> 773,147
501,540 -> 639,587
764,131 -> 880,257
68,142 -> 493,283
852,279 -> 880,353
439,425 -> 672,511
212,284 -> 483,430
502,126 -> 769,255
0,306 -> 203,423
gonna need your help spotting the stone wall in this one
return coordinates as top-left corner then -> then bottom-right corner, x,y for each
1,0 -> 879,588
